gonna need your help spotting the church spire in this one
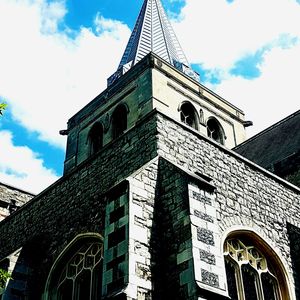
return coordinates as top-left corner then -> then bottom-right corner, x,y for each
107,0 -> 199,86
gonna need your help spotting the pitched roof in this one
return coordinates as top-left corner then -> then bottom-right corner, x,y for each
107,0 -> 199,86
234,110 -> 300,172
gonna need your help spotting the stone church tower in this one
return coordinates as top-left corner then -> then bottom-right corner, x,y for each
0,0 -> 300,299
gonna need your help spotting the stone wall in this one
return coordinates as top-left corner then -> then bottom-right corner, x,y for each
127,159 -> 159,300
0,183 -> 34,221
152,159 -> 193,299
0,111 -> 299,299
0,112 -> 158,299
156,112 -> 300,298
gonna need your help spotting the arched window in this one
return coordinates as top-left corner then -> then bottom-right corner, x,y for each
180,102 -> 198,130
207,118 -> 224,145
45,234 -> 103,300
111,104 -> 127,139
88,122 -> 103,156
224,236 -> 289,300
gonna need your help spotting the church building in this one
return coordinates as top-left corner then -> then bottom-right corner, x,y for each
0,0 -> 299,299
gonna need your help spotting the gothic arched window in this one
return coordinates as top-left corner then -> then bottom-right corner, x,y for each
111,104 -> 128,139
45,234 -> 103,300
180,102 -> 198,130
224,236 -> 289,300
88,122 -> 103,156
207,118 -> 224,145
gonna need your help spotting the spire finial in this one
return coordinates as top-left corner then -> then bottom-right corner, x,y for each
107,0 -> 199,86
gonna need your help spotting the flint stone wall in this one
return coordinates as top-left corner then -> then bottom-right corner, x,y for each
0,112 -> 157,299
0,111 -> 299,299
156,112 -> 300,297
0,183 -> 34,221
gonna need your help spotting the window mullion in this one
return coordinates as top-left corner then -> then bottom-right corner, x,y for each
72,278 -> 76,300
237,264 -> 246,300
89,271 -> 93,300
256,272 -> 265,300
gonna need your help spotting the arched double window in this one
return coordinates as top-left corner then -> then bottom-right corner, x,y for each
88,122 -> 103,156
207,118 -> 224,145
224,235 -> 290,300
45,234 -> 103,300
179,102 -> 199,130
111,104 -> 128,139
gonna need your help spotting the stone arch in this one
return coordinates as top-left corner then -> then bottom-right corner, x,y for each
178,101 -> 199,130
44,233 -> 103,300
221,227 -> 292,300
111,103 -> 129,139
88,122 -> 104,156
206,117 -> 225,145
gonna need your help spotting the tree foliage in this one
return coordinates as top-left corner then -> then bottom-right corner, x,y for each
0,268 -> 12,289
0,103 -> 7,116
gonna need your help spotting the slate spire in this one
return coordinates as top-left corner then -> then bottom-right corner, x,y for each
107,0 -> 199,86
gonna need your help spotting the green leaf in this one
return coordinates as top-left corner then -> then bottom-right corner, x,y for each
0,103 -> 7,116
0,268 -> 12,289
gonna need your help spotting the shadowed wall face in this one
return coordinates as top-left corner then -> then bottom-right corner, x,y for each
288,224 -> 300,299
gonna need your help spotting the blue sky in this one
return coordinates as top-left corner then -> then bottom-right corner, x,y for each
0,0 -> 299,193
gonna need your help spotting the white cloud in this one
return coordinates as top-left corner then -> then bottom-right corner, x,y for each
173,0 -> 300,70
0,0 -> 130,149
0,130 -> 59,194
170,0 -> 300,139
214,43 -> 300,137
0,0 -> 300,194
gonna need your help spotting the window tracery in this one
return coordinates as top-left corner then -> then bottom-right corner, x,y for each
207,118 -> 224,145
46,236 -> 103,300
180,102 -> 198,130
224,238 -> 283,300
